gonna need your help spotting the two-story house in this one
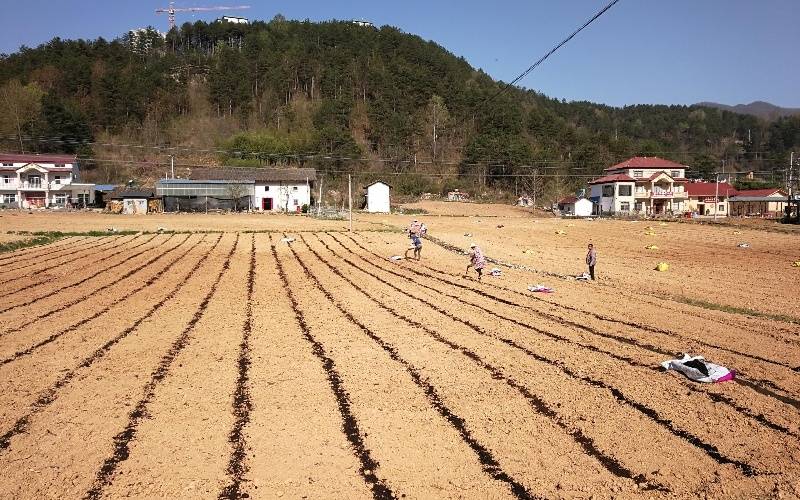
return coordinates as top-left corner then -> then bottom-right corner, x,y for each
0,153 -> 95,209
589,157 -> 689,215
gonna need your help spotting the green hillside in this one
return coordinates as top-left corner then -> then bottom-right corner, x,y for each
1,16 -> 798,198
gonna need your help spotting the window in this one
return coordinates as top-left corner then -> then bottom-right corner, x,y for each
620,202 -> 631,211
602,185 -> 614,197
618,185 -> 632,196
293,199 -> 300,206
2,163 -> 11,167
264,186 -> 270,191
292,186 -> 298,191
1,174 -> 11,184
633,170 -> 643,178
53,175 -> 62,184
671,170 -> 680,178
28,175 -> 41,187
2,194 -> 16,204
55,163 -> 65,168
77,193 -> 90,206
718,204 -> 725,212
54,193 -> 68,205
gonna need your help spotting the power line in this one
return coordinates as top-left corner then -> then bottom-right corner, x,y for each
486,0 -> 623,104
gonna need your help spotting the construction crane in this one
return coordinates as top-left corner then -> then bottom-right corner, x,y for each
156,2 -> 250,30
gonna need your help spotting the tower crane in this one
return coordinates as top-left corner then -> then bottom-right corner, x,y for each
156,2 -> 250,30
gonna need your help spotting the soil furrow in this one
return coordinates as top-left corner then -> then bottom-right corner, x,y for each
0,236 -> 85,264
0,234 -> 183,334
218,234 -> 255,500
351,233 -> 796,372
239,234 -> 379,499
0,235 -> 127,288
271,240 -> 396,500
315,233 -> 760,477
82,234 -> 239,500
302,235 -> 682,487
333,234 -> 800,439
287,238 -> 539,498
0,233 -> 164,315
344,232 -> 800,408
0,234 -> 208,367
0,234 -> 222,452
420,232 -> 800,346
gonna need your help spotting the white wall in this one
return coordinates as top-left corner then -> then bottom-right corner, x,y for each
366,183 -> 391,213
575,199 -> 594,217
254,182 -> 311,212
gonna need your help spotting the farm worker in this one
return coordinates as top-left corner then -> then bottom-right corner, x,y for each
586,243 -> 597,280
405,219 -> 423,260
465,243 -> 486,281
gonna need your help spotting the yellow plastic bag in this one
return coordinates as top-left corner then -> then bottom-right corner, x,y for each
644,231 -> 657,236
655,262 -> 669,272
792,261 -> 800,268
645,245 -> 659,250
555,230 -> 566,235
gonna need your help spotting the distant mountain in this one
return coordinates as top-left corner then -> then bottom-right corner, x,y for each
696,101 -> 800,120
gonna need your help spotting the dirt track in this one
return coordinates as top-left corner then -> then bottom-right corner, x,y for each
1,224 -> 798,499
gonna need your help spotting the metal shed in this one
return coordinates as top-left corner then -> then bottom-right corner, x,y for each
156,179 -> 254,212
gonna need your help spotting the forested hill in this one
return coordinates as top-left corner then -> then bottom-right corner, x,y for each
1,16 -> 798,194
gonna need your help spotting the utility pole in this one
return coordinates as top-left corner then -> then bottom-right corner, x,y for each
318,176 -> 323,216
432,103 -> 437,161
170,155 -> 175,179
348,174 -> 353,232
714,172 -> 720,221
532,170 -> 537,209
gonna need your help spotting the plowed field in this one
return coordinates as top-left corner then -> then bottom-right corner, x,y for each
1,230 -> 799,499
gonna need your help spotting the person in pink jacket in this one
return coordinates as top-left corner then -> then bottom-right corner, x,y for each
586,243 -> 597,280
465,243 -> 486,281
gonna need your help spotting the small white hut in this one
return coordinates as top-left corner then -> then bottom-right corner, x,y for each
365,181 -> 391,213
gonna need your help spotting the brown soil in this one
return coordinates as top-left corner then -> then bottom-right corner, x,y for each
1,208 -> 798,499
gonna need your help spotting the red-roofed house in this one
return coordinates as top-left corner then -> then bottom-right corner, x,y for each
589,156 -> 689,214
685,182 -> 736,216
0,153 -> 95,208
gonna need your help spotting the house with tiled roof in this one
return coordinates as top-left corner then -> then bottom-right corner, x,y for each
685,181 -> 736,216
728,188 -> 788,217
589,157 -> 689,215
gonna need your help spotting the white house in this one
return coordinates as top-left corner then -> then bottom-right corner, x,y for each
589,157 -> 689,215
364,181 -> 391,213
0,153 -> 95,209
172,167 -> 316,212
557,196 -> 594,217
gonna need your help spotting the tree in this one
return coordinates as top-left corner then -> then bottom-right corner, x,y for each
0,80 -> 44,152
225,183 -> 249,211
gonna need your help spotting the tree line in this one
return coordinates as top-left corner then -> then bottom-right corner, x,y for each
1,16 -> 798,198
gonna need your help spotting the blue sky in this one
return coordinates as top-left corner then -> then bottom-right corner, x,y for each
1,0 -> 798,107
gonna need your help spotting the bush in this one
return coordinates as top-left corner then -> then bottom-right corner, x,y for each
301,203 -> 309,213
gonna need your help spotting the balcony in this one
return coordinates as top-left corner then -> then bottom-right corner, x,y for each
19,181 -> 46,190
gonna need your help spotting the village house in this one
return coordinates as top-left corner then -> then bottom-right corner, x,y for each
728,188 -> 788,217
589,157 -> 689,215
0,153 -> 95,209
156,167 -> 316,212
684,181 -> 736,216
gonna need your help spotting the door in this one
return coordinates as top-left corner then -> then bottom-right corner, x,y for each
262,198 -> 273,211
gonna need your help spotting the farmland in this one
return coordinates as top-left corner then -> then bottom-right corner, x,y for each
1,210 -> 799,498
